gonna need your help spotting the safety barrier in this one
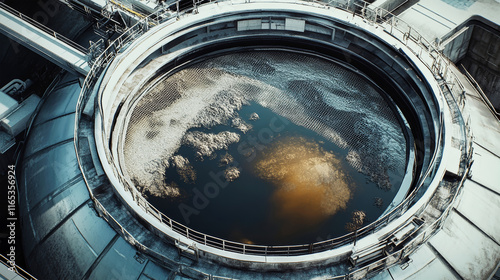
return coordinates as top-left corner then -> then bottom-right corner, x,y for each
0,2 -> 87,54
0,254 -> 37,280
74,0 -> 473,278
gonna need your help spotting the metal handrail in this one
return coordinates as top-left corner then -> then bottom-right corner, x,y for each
109,0 -> 148,19
346,150 -> 473,280
75,0 -> 471,261
0,2 -> 88,54
0,254 -> 37,280
461,65 -> 500,119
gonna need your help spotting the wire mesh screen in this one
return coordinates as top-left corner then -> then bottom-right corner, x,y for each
123,50 -> 407,205
120,51 -> 412,243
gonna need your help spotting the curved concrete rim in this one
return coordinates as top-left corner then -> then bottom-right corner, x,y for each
90,0 -> 454,268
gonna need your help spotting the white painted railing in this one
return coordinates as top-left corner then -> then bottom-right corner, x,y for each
74,0 -> 472,278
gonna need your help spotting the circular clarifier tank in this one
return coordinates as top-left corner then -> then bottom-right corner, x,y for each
122,50 -> 412,245
95,2 -> 443,267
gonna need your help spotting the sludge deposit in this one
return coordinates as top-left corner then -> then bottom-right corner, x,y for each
123,51 -> 408,244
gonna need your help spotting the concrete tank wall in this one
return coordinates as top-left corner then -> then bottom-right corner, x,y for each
92,1 -> 447,272
459,24 -> 500,111
442,18 -> 500,112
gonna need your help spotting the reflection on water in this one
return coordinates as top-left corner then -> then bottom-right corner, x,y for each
127,51 -> 409,244
255,137 -> 351,229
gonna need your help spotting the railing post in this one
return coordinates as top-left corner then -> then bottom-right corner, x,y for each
176,1 -> 179,19
390,16 -> 394,35
73,0 -> 458,261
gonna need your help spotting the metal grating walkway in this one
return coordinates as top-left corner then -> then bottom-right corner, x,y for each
0,2 -> 90,76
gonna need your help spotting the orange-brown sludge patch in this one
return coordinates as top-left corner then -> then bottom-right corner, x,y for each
254,137 -> 352,228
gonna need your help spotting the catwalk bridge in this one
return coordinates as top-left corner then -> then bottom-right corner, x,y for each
0,2 -> 90,76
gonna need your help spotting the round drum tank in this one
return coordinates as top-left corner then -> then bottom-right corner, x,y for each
93,0 -> 446,269
19,0 -> 480,279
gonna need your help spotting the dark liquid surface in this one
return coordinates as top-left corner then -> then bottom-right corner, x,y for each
126,51 -> 408,245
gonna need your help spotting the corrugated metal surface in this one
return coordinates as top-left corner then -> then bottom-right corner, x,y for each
22,141 -> 82,213
32,79 -> 81,126
18,74 -> 172,280
87,238 -> 147,280
23,116 -> 76,158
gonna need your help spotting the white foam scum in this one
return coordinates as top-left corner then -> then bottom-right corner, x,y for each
124,52 -> 407,197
